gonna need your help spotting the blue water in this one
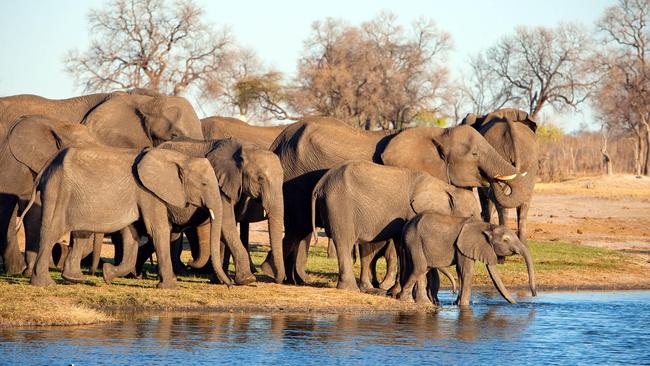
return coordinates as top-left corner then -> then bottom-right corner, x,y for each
1,291 -> 649,365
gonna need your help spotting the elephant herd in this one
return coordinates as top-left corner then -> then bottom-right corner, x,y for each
0,89 -> 538,306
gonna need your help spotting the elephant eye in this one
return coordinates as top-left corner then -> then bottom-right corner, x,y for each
472,151 -> 479,157
258,176 -> 265,182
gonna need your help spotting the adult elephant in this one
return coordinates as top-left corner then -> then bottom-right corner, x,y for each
261,117 -> 527,284
200,116 -> 289,258
461,108 -> 538,242
0,90 -> 203,275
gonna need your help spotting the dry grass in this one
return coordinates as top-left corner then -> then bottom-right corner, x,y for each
535,174 -> 650,201
2,240 -> 649,327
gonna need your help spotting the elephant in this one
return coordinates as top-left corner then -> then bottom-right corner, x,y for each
310,160 -> 480,291
0,90 -> 204,275
263,117 -> 526,284
21,146 -> 227,288
399,212 -> 537,306
461,108 -> 538,243
198,116 -> 289,274
134,138 -> 285,284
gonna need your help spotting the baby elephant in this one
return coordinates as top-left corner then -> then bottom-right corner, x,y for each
400,212 -> 537,306
24,146 -> 229,288
311,160 -> 479,291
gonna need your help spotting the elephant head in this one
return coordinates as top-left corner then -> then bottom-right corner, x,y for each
381,125 -> 525,202
136,148 -> 231,285
8,115 -> 98,174
84,93 -> 203,147
456,221 -> 537,303
202,139 -> 286,283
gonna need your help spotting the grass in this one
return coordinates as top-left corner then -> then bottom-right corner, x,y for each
1,240 -> 649,327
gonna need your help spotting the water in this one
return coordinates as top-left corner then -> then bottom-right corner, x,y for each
1,291 -> 649,365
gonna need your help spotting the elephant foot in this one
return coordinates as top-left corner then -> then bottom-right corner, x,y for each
234,272 -> 256,286
416,295 -> 433,305
23,266 -> 34,278
379,278 -> 396,291
387,283 -> 401,298
3,256 -> 27,276
362,287 -> 388,296
30,273 -> 56,287
260,260 -> 276,279
156,279 -> 177,289
359,282 -> 375,292
336,280 -> 360,292
102,263 -> 117,284
62,268 -> 86,283
398,293 -> 414,302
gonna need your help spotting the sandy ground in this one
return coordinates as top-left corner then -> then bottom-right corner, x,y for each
527,175 -> 650,254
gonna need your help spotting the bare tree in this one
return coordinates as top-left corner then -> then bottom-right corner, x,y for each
65,0 -> 236,97
594,0 -> 650,175
467,23 -> 598,120
290,12 -> 452,130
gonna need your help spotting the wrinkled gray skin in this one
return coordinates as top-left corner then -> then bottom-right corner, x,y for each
158,138 -> 285,284
26,147 -> 226,288
197,117 -> 288,277
311,160 -> 480,291
400,212 -> 537,306
0,90 -> 203,275
265,117 -> 525,284
462,108 -> 538,243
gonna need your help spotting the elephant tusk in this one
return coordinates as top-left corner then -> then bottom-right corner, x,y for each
521,171 -> 528,177
493,173 -> 517,181
209,208 -> 215,221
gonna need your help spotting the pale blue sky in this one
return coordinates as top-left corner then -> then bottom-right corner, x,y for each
0,0 -> 613,130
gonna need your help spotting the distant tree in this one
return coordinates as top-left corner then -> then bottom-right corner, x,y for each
65,0 -> 237,98
465,24 -> 598,120
291,12 -> 452,130
594,0 -> 650,175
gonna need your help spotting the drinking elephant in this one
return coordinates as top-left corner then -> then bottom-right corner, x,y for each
264,117 -> 526,284
0,90 -> 204,275
399,212 -> 537,306
22,146 -> 227,288
462,108 -> 538,242
310,160 -> 480,291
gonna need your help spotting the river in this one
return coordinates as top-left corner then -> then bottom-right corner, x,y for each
1,291 -> 649,365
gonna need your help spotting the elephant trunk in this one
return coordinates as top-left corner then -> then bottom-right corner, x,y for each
187,223 -> 210,269
491,173 -> 534,209
519,243 -> 537,297
207,204 -> 232,286
486,263 -> 516,304
266,198 -> 285,284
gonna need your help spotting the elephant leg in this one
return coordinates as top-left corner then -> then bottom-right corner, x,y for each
455,257 -> 475,307
478,188 -> 492,223
359,242 -> 378,291
416,273 -> 430,304
62,232 -> 93,282
379,239 -> 398,291
112,232 -> 124,266
221,239 -> 232,273
517,202 -> 530,244
103,226 -> 139,284
135,237 -> 155,276
170,232 -> 188,276
0,195 -> 26,275
333,238 -> 358,291
327,238 -> 337,258
22,197 -> 42,277
239,221 -> 257,274
496,202 -> 507,226
264,230 -> 299,284
89,233 -> 104,275
221,205 -> 255,285
425,269 -> 441,305
30,204 -> 63,287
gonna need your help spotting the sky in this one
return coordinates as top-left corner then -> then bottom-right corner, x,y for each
0,0 -> 614,131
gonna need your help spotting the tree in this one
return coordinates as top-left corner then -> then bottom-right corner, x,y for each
290,12 -> 452,130
594,0 -> 650,175
65,0 -> 236,98
465,24 -> 598,120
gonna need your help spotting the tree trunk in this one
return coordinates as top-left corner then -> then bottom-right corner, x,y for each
601,130 -> 613,176
643,120 -> 650,176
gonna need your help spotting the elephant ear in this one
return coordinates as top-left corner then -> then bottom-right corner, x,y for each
456,221 -> 498,265
380,128 -> 444,175
461,113 -> 479,128
8,116 -> 85,173
137,149 -> 188,208
137,96 -> 181,139
206,138 -> 244,201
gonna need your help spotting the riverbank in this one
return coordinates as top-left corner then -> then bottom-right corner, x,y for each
2,240 -> 650,327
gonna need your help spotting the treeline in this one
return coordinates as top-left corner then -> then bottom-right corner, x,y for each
63,0 -> 650,177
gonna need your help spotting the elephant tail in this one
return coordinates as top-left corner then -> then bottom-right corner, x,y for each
15,149 -> 62,231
